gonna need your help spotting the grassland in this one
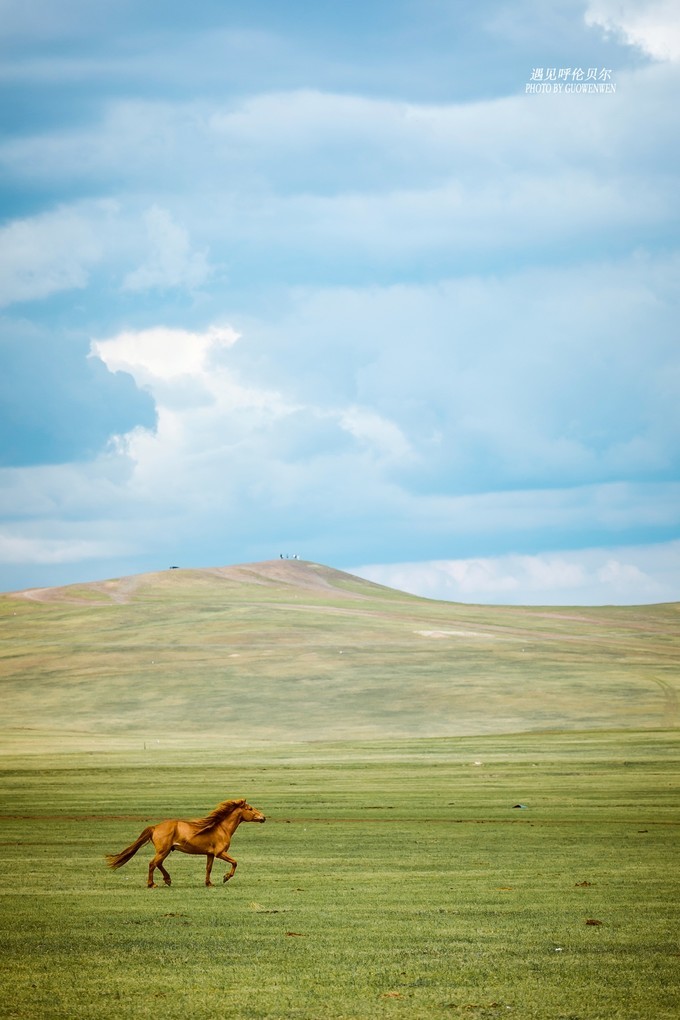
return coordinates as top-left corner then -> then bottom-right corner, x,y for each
1,560 -> 678,748
1,730 -> 678,1019
1,561 -> 678,1017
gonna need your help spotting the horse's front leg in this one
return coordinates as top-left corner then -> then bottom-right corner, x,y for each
205,853 -> 215,887
217,851 -> 237,883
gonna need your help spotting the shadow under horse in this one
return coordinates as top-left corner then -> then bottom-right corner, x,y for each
105,798 -> 266,888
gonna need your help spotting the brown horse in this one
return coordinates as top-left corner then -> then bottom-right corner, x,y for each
105,798 -> 266,888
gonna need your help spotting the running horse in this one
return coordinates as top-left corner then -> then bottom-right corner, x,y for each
105,798 -> 266,888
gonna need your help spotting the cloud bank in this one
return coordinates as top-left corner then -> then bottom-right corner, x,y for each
352,541 -> 680,606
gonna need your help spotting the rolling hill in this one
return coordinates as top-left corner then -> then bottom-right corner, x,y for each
1,559 -> 678,751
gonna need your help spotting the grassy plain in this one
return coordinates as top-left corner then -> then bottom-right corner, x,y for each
1,562 -> 678,1016
1,730 -> 678,1020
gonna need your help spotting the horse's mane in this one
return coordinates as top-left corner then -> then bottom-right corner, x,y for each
191,799 -> 246,834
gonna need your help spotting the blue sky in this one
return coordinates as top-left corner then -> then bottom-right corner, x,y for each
1,0 -> 679,604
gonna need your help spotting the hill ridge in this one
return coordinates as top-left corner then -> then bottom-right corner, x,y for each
11,559 -> 405,606
1,559 -> 678,750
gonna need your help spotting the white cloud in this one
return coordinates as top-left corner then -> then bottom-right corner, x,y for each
586,0 -> 680,61
0,203 -> 109,306
352,540 -> 680,606
91,324 -> 240,386
0,199 -> 216,309
87,323 -> 417,520
90,323 -> 298,506
339,406 -> 414,464
122,205 -> 212,292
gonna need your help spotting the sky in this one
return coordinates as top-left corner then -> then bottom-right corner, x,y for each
0,0 -> 679,605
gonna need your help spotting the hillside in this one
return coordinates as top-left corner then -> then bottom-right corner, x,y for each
1,559 -> 678,750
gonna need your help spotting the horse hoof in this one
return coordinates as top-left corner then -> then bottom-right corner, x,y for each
148,883 -> 157,889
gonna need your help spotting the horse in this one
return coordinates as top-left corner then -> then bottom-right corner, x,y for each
105,798 -> 266,888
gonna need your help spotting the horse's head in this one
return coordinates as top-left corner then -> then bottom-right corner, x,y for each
239,800 -> 266,823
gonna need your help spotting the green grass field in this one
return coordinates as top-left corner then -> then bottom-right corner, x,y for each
1,561 -> 678,1017
1,730 -> 678,1020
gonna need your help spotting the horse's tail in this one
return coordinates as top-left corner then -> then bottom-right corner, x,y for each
105,826 -> 154,869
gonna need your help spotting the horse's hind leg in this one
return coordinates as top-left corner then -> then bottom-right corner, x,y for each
148,848 -> 173,888
147,824 -> 175,888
